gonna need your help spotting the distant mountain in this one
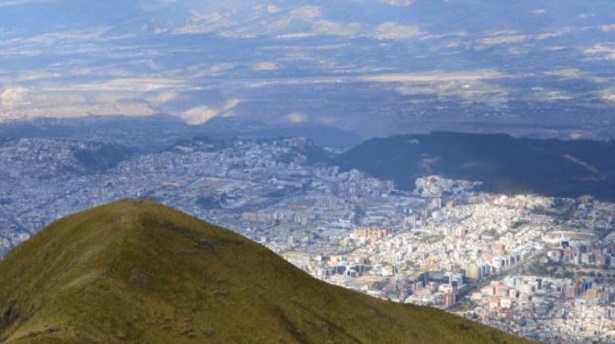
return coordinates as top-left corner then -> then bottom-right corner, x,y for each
336,132 -> 615,200
0,116 -> 362,148
0,200 -> 531,343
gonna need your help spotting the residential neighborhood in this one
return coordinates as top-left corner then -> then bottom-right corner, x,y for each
1,137 -> 615,342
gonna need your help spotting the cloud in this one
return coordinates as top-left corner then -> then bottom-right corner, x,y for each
0,0 -> 51,8
1,87 -> 30,108
359,70 -> 507,83
584,43 -> 615,61
43,78 -> 189,92
16,71 -> 60,82
267,5 -> 281,14
252,62 -> 279,71
544,69 -> 579,79
600,89 -> 615,103
290,6 -> 321,19
0,86 -> 155,118
375,22 -> 422,40
534,32 -> 563,40
378,0 -> 414,7
602,24 -> 615,32
479,34 -> 528,46
395,79 -> 509,100
173,11 -> 234,35
285,112 -> 308,123
179,99 -> 242,125
180,106 -> 218,125
146,91 -> 180,105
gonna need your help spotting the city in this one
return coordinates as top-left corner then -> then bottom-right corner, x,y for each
1,136 -> 614,343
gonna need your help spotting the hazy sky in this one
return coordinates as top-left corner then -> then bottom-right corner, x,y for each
0,0 -> 614,138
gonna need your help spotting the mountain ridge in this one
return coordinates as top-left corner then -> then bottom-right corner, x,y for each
0,200 -> 533,343
335,132 -> 615,200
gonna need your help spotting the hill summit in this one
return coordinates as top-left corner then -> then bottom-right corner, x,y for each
0,200 -> 531,343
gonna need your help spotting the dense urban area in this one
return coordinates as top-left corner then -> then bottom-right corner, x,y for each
1,136 -> 615,343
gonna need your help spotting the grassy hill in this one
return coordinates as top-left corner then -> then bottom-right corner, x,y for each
0,200 -> 533,343
335,132 -> 615,200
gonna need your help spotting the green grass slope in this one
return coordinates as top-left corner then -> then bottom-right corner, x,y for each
0,200 -> 534,344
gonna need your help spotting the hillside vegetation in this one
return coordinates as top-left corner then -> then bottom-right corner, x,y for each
0,200 -> 533,343
336,132 -> 615,200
